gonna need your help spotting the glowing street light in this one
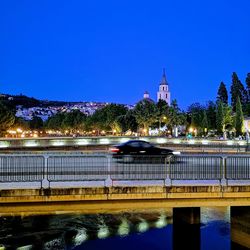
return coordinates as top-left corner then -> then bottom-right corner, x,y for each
16,128 -> 23,133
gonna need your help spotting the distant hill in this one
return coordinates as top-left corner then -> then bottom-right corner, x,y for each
0,93 -> 130,111
0,93 -> 70,108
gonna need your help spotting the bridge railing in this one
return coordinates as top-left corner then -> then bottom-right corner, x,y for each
0,155 -> 44,182
0,154 -> 250,188
47,155 -> 108,181
111,155 -> 168,180
169,156 -> 222,180
226,156 -> 250,180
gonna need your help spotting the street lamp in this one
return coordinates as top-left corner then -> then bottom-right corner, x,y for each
16,128 -> 23,138
189,127 -> 194,133
16,128 -> 22,133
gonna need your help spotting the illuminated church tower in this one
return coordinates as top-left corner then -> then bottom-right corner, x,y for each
157,69 -> 170,105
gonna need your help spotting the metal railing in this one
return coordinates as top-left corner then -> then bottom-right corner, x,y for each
0,155 -> 44,182
47,155 -> 108,181
226,156 -> 250,180
169,156 -> 222,180
111,155 -> 168,180
0,154 -> 250,188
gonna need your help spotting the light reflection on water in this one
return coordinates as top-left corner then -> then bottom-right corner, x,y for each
0,207 -> 238,250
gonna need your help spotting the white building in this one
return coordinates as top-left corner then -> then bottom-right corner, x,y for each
244,117 -> 250,133
157,69 -> 171,105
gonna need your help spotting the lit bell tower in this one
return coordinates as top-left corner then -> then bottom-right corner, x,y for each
157,68 -> 170,105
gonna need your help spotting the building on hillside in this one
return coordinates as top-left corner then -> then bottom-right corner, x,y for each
157,68 -> 171,105
143,91 -> 150,99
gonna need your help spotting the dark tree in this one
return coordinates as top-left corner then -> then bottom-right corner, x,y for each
246,73 -> 250,100
201,110 -> 208,134
62,110 -> 86,133
45,112 -> 66,130
0,102 -> 15,135
29,116 -> 43,130
156,99 -> 169,129
235,97 -> 244,136
230,72 -> 247,111
116,110 -> 138,134
90,104 -> 128,133
187,102 -> 205,130
217,81 -> 228,104
216,101 -> 224,134
134,99 -> 157,135
13,117 -> 30,130
167,99 -> 186,135
206,101 -> 217,130
103,104 -> 128,131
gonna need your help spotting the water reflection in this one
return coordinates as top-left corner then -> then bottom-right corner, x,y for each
117,218 -> 130,236
0,210 -> 172,250
0,207 -> 248,250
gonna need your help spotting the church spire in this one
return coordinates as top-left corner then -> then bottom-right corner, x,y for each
157,68 -> 170,105
160,68 -> 168,85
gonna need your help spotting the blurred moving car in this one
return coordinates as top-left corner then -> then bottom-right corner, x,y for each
110,140 -> 180,163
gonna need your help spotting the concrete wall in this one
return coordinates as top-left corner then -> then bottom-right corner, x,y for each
1,185 -> 250,215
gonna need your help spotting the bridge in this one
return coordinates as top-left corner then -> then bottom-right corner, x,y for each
0,153 -> 250,213
1,152 -> 250,249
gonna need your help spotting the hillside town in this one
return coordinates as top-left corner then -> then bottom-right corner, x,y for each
0,93 -> 134,121
15,102 -> 110,121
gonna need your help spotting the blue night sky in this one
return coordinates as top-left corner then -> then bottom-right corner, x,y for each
0,0 -> 250,110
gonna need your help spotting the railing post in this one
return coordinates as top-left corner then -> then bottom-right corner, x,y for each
41,155 -> 50,189
164,156 -> 172,186
105,155 -> 113,187
220,156 -> 227,186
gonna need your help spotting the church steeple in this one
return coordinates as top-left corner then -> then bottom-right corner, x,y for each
157,68 -> 171,105
160,68 -> 168,85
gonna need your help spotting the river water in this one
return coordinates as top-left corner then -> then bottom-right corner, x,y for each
0,206 -> 246,250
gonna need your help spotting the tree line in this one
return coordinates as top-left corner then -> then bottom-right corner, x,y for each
188,72 -> 249,137
0,99 -> 185,136
0,71 -> 249,137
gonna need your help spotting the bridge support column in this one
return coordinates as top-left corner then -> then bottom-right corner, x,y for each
231,206 -> 250,250
173,207 -> 200,250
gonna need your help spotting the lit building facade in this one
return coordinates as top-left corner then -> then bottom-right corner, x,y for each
157,69 -> 171,105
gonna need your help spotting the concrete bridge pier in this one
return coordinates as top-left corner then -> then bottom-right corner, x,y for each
173,207 -> 200,250
231,206 -> 250,250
